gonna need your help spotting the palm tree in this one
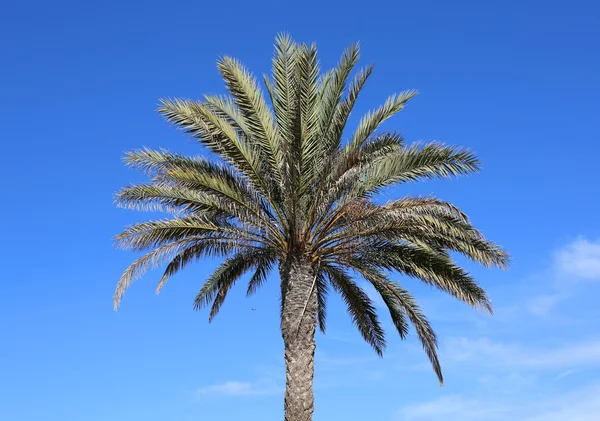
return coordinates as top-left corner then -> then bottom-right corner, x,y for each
113,35 -> 508,421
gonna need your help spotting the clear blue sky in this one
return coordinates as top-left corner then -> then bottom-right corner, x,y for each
2,1 -> 599,420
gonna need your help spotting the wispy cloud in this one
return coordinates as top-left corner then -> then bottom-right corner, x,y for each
526,293 -> 562,316
554,238 -> 600,280
443,336 -> 600,370
526,237 -> 600,316
395,236 -> 600,421
399,394 -> 521,421
398,383 -> 600,421
524,383 -> 600,421
196,379 -> 282,397
316,351 -> 376,367
554,369 -> 577,380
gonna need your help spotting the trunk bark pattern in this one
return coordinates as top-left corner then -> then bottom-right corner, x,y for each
280,255 -> 317,421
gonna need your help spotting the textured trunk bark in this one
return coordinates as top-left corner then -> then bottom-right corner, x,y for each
280,254 -> 318,421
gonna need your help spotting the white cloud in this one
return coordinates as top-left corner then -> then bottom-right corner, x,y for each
316,351 -> 376,367
476,371 -> 536,390
196,379 -> 281,396
398,383 -> 600,421
399,395 -> 519,421
554,369 -> 577,380
443,337 -> 600,370
554,238 -> 600,280
395,238 -> 600,421
523,383 -> 600,421
526,237 -> 600,317
526,293 -> 562,317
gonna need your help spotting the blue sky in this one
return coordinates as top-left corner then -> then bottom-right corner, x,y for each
1,0 -> 599,420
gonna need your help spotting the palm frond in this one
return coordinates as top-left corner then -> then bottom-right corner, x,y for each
158,99 -> 271,197
296,43 -> 321,178
356,143 -> 480,196
156,243 -> 207,293
115,183 -> 215,215
113,236 -> 239,310
322,264 -> 386,355
368,277 -> 443,385
216,57 -> 282,183
324,64 -> 374,153
270,33 -> 298,144
318,43 -> 360,146
194,249 -> 267,321
315,271 -> 329,333
245,253 -> 277,296
115,215 -> 257,251
355,243 -> 493,313
346,90 -> 418,154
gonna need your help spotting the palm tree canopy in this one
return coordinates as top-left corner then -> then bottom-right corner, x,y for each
114,34 -> 508,385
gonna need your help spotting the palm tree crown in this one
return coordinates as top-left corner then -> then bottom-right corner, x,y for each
114,34 -> 508,387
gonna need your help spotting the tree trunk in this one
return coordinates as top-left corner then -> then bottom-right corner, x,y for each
280,254 -> 318,421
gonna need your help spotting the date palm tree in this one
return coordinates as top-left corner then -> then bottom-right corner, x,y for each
114,35 -> 508,421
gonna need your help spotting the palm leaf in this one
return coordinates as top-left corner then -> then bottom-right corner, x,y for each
322,264 -> 386,355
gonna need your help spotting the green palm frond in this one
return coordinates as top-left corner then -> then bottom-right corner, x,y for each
203,94 -> 253,135
158,99 -> 274,200
317,43 -> 360,147
270,33 -> 297,145
115,215 -> 257,251
315,271 -> 329,333
245,253 -> 277,296
156,243 -> 207,294
296,43 -> 321,176
345,143 -> 481,202
113,236 -> 240,310
194,249 -> 272,321
322,264 -> 386,355
373,141 -> 479,178
368,277 -> 443,384
354,243 -> 493,313
216,57 -> 282,182
324,64 -> 374,153
355,266 -> 411,340
158,99 -> 252,167
346,90 -> 418,154
115,183 -> 215,215
123,148 -> 262,208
